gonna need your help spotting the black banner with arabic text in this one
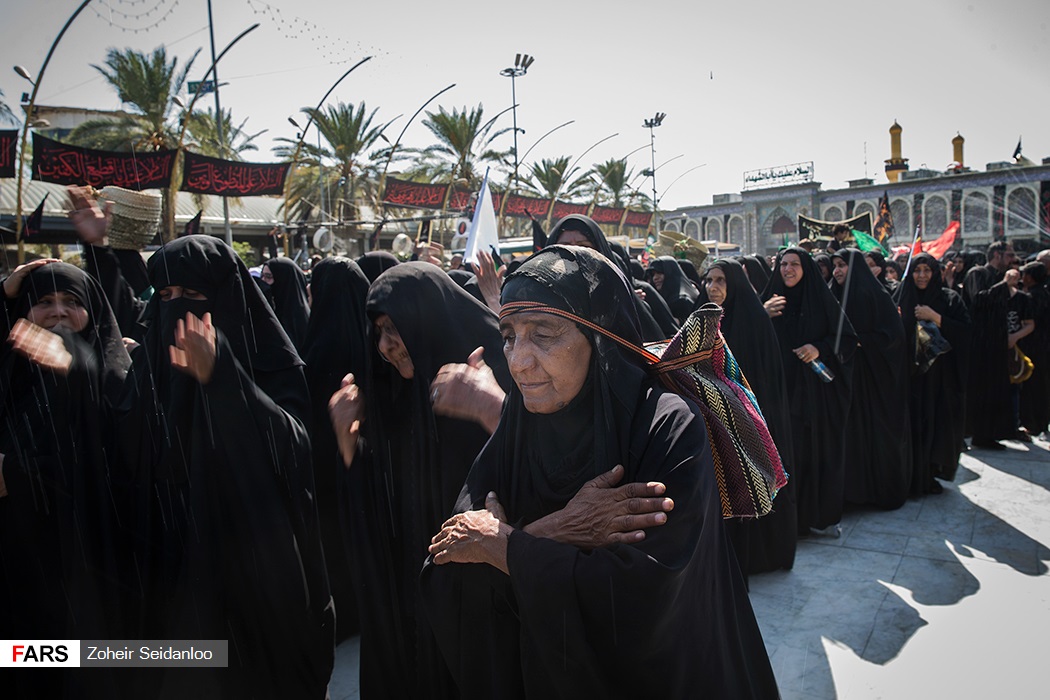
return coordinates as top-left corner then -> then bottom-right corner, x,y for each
181,151 -> 290,196
32,133 -> 175,189
0,130 -> 17,178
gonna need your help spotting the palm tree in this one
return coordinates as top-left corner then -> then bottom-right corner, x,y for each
522,156 -> 591,202
586,158 -> 644,209
273,101 -> 385,234
0,88 -> 17,125
184,107 -> 266,160
408,104 -> 510,191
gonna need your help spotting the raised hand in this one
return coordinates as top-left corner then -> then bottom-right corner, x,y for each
169,312 -> 216,384
8,318 -> 73,374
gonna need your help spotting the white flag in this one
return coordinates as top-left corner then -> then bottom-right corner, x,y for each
463,169 -> 500,266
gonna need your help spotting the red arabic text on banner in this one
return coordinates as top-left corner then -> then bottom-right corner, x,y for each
181,151 -> 290,197
32,133 -> 175,190
0,130 -> 17,178
590,205 -> 624,225
624,210 -> 654,228
550,201 -> 588,220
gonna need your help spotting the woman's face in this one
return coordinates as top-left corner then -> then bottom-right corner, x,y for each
556,229 -> 597,251
261,264 -> 274,284
374,314 -> 414,379
27,291 -> 89,333
157,286 -> 208,302
500,311 -> 592,415
704,266 -> 728,305
885,266 -> 900,282
650,271 -> 665,290
865,256 -> 882,277
779,253 -> 804,288
913,263 -> 932,290
832,257 -> 849,286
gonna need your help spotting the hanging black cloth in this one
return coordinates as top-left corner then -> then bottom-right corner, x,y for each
265,256 -> 311,354
830,249 -> 911,508
362,262 -> 512,699
117,236 -> 333,699
421,245 -> 778,699
356,250 -> 400,284
698,258 -> 796,574
1,262 -> 132,699
737,254 -> 772,293
301,257 -> 372,641
545,215 -> 667,341
762,247 -> 857,533
962,262 -> 1014,442
899,253 -> 972,492
647,255 -> 698,326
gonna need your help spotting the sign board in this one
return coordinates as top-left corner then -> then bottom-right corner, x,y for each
187,80 -> 216,96
743,161 -> 814,191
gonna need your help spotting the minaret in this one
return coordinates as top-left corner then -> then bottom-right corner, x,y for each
884,120 -> 909,183
952,132 -> 965,168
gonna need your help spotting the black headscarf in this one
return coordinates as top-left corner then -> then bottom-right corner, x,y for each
446,268 -> 487,305
356,250 -> 400,284
264,257 -> 310,353
546,215 -> 668,341
813,252 -> 833,284
122,235 -> 332,698
677,258 -> 704,291
647,255 -> 698,326
363,262 -> 511,698
422,246 -> 778,698
737,254 -> 772,293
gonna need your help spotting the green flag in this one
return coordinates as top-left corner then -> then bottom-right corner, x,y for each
851,229 -> 888,255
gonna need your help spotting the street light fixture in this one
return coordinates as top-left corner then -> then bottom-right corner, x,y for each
642,111 -> 666,234
500,53 -> 534,191
13,65 -> 34,85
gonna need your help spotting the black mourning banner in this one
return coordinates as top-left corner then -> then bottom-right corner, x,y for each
181,151 -> 290,196
798,211 -> 874,240
0,130 -> 17,178
32,133 -> 175,189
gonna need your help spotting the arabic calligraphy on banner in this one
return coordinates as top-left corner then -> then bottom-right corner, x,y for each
742,161 -> 814,191
181,151 -> 290,196
32,133 -> 176,189
0,130 -> 17,178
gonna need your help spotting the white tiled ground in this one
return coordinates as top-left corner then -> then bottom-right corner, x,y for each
328,437 -> 1050,699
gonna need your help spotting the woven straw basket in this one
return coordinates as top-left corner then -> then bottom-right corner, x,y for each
98,186 -> 161,250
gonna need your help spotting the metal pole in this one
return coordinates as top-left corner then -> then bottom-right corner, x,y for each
206,0 -> 232,246
510,73 -> 519,190
649,124 -> 659,234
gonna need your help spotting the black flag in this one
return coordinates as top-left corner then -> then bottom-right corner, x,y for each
1013,137 -> 1023,161
182,210 -> 203,237
527,210 -> 546,252
21,193 -> 48,241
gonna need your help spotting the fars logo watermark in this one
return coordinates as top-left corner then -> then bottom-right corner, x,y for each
1,641 -> 81,667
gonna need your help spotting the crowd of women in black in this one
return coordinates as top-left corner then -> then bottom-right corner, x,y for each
2,190 -> 1047,698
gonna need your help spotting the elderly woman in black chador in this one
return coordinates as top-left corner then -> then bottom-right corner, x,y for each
1,260 -> 132,699
699,258 -> 797,575
301,257 -> 372,641
262,256 -> 310,353
117,236 -> 333,698
763,247 -> 857,536
545,214 -> 672,341
647,254 -> 699,326
421,246 -> 778,699
898,252 -> 972,495
830,249 -> 911,508
329,262 -> 512,698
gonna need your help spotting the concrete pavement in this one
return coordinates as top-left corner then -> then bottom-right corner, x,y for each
329,436 -> 1050,699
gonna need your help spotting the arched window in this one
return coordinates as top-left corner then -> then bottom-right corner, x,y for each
706,218 -> 723,241
729,217 -> 745,248
685,220 -> 701,239
963,192 -> 989,234
854,202 -> 875,220
771,215 -> 795,236
890,200 -> 911,237
823,206 -> 843,221
923,195 -> 949,237
1007,188 -> 1037,233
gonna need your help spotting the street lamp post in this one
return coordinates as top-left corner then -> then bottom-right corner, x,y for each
642,111 -> 666,236
499,53 -> 534,192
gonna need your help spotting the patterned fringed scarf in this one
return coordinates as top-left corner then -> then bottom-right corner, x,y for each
500,300 -> 787,518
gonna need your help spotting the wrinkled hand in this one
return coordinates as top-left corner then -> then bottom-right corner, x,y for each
67,185 -> 112,245
122,337 -> 141,353
2,258 -> 60,299
415,240 -> 444,267
943,260 -> 958,286
169,312 -> 216,384
9,319 -> 73,374
329,373 -> 365,468
429,497 -> 513,574
764,294 -> 786,318
915,304 -> 941,326
474,248 -> 505,315
793,343 -> 819,364
431,346 -> 505,434
524,465 -> 673,549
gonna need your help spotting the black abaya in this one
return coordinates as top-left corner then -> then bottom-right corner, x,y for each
763,247 -> 857,533
899,253 -> 972,493
265,256 -> 311,353
647,255 -> 698,326
963,263 -> 1014,442
831,249 -> 911,509
421,246 -> 778,699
